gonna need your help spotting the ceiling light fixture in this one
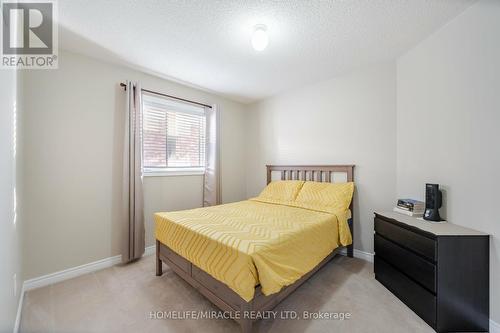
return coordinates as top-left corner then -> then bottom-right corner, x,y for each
251,24 -> 268,51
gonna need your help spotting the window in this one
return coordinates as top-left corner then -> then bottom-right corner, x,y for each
142,93 -> 206,175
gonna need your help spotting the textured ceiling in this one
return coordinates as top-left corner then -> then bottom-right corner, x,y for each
59,0 -> 474,103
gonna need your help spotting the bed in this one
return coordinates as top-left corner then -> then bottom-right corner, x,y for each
154,165 -> 355,332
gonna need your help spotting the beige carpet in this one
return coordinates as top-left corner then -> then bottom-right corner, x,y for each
20,254 -> 433,333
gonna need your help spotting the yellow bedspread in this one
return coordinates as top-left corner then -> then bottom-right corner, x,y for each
155,200 -> 351,302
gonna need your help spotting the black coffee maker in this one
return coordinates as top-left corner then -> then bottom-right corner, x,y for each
424,183 -> 442,221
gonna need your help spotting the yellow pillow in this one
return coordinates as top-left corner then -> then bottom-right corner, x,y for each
294,181 -> 354,214
256,180 -> 305,204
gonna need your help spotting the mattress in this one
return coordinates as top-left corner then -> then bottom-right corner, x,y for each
154,199 -> 352,302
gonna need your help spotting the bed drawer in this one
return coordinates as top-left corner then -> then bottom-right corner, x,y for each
374,217 -> 436,261
374,234 -> 436,293
191,265 -> 243,310
375,256 -> 436,328
159,243 -> 191,274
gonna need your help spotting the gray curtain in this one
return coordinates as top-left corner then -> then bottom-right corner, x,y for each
203,104 -> 221,206
122,81 -> 145,262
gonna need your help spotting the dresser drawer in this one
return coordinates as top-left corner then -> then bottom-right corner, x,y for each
374,234 -> 436,293
375,256 -> 436,328
375,217 -> 436,261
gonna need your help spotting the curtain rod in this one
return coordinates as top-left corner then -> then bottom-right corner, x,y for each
119,82 -> 212,109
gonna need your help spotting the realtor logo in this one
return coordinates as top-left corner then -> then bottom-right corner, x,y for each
1,0 -> 58,69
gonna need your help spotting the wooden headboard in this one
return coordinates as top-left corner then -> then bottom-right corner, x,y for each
266,164 -> 355,257
266,165 -> 354,184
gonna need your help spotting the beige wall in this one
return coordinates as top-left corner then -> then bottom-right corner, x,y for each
396,0 -> 500,323
21,51 -> 247,280
143,175 -> 204,248
245,62 -> 397,253
0,69 -> 23,331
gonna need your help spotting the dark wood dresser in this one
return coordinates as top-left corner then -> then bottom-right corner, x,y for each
374,212 -> 489,332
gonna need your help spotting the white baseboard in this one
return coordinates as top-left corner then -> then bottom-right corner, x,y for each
23,254 -> 122,291
339,248 -> 374,263
13,284 -> 25,333
23,245 -> 156,292
144,245 -> 156,256
491,319 -> 500,333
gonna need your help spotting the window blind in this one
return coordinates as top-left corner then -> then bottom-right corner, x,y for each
142,93 -> 206,171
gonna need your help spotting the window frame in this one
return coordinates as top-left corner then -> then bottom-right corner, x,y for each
143,167 -> 205,177
142,93 -> 207,177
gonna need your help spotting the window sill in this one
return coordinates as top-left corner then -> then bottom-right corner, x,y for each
143,168 -> 205,177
